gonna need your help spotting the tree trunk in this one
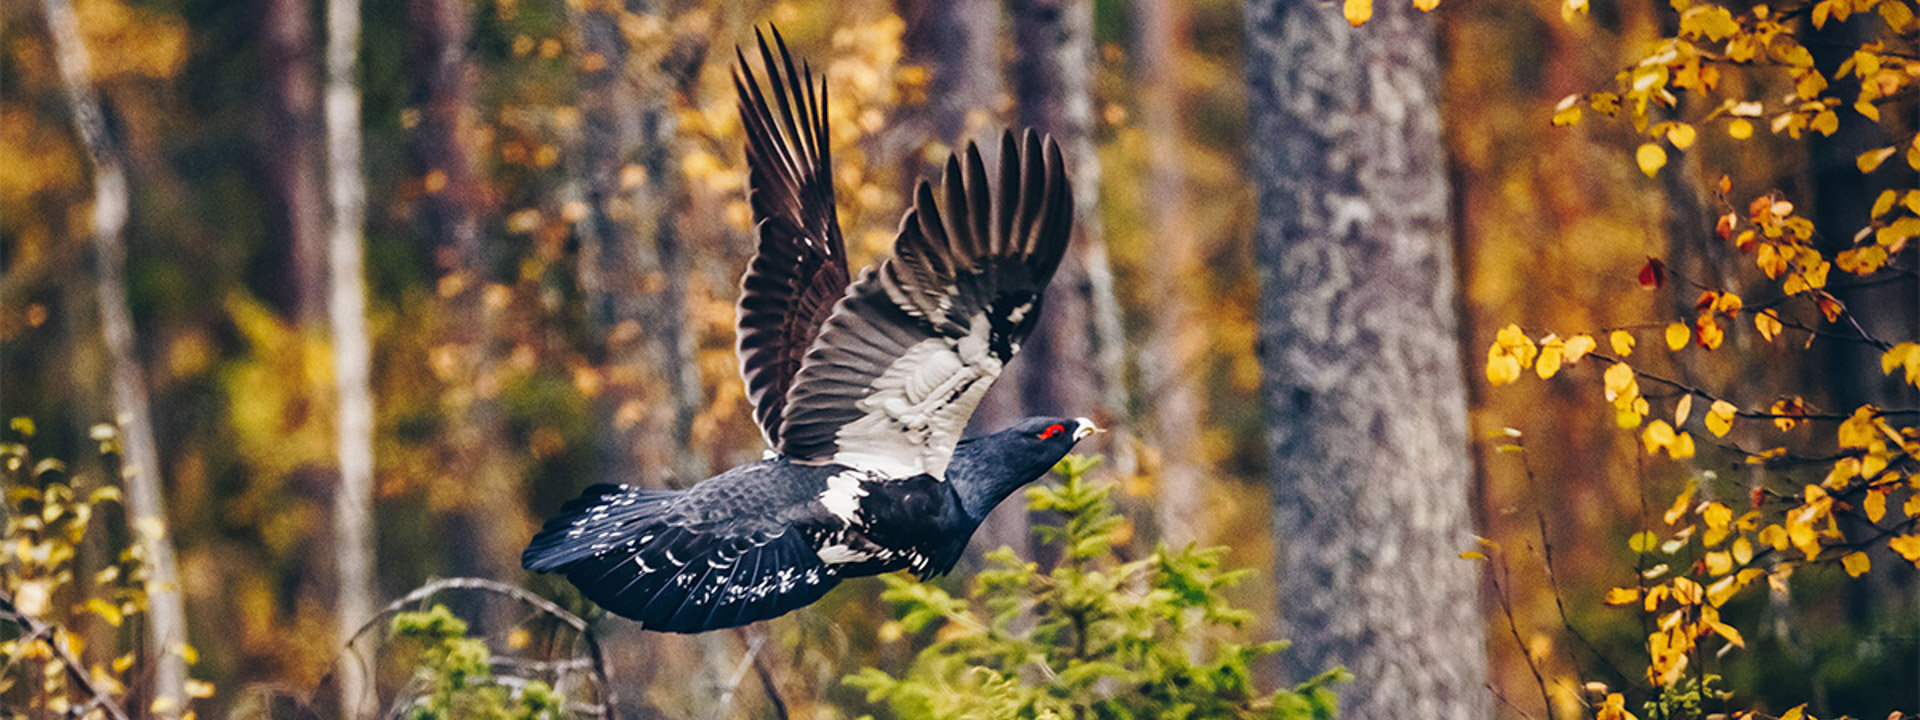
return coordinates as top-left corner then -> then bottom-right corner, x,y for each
325,0 -> 377,678
408,0 -> 520,582
1133,0 -> 1207,546
1003,0 -> 1132,464
897,0 -> 1006,172
1242,0 -> 1490,717
574,0 -> 703,490
262,0 -> 329,326
39,0 -> 190,713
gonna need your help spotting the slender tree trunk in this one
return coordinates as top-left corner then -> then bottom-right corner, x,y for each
1243,0 -> 1490,717
1004,0 -> 1132,465
408,0 -> 519,582
574,0 -> 703,490
1133,0 -> 1207,546
263,0 -> 329,326
897,0 -> 1006,171
325,0 -> 377,677
39,0 -> 189,713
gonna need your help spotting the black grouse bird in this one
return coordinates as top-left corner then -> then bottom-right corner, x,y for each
522,28 -> 1095,633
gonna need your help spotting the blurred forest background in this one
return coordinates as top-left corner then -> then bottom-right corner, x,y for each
4,0 -> 1920,717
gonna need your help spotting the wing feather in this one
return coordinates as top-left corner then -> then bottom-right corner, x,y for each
776,131 -> 1073,478
733,27 -> 849,448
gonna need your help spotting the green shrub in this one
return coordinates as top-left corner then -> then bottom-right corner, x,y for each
846,455 -> 1348,719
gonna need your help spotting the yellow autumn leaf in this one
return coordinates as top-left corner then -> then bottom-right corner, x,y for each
1858,146 -> 1897,172
1881,342 -> 1920,386
1755,309 -> 1783,341
1536,334 -> 1564,378
1890,534 -> 1920,562
1865,489 -> 1887,522
1780,703 -> 1808,720
1486,349 -> 1522,386
1609,329 -> 1635,357
1637,143 -> 1668,177
1843,551 -> 1871,577
1667,123 -> 1697,149
1705,400 -> 1736,437
1675,394 -> 1694,426
1604,362 -> 1637,401
1344,0 -> 1374,25
1838,405 -> 1879,448
1665,322 -> 1690,350
1413,0 -> 1440,11
1733,536 -> 1754,564
1728,118 -> 1753,139
1563,334 -> 1597,363
1668,431 -> 1696,459
1643,420 -> 1676,455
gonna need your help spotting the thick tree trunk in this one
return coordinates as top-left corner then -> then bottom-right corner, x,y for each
325,0 -> 377,670
408,0 -> 520,582
574,0 -> 703,490
39,0 -> 190,713
1133,0 -> 1207,546
262,0 -> 329,326
1242,0 -> 1490,717
1003,0 -> 1131,462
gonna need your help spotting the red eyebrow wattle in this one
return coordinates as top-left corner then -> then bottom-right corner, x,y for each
1040,424 -> 1064,439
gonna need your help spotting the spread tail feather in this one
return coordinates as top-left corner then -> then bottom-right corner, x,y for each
522,483 -> 841,633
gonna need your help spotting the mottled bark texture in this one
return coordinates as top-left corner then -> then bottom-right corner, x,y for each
573,0 -> 703,489
1242,0 -> 1490,717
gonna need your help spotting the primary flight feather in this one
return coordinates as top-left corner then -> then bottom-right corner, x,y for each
523,27 -> 1092,633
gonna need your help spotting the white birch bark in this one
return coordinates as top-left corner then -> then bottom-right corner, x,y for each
38,0 -> 189,713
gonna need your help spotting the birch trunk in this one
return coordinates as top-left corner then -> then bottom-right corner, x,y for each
1243,0 -> 1491,716
39,0 -> 190,713
325,0 -> 378,669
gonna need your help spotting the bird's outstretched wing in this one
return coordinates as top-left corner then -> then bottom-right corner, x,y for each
776,131 -> 1073,478
733,28 -> 850,449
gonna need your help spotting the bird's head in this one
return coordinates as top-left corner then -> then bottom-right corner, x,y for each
948,416 -> 1100,523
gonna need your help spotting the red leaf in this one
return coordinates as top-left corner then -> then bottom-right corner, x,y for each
1639,257 -> 1668,290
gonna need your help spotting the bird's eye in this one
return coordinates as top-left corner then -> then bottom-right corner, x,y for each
1038,424 -> 1064,439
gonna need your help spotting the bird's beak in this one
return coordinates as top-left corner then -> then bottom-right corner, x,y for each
1071,417 -> 1102,442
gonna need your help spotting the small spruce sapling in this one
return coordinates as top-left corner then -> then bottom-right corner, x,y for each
847,455 -> 1348,719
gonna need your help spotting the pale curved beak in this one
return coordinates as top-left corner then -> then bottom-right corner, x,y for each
1071,417 -> 1102,442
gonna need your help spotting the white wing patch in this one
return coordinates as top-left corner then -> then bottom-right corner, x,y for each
815,544 -> 873,565
829,313 -> 1003,479
819,469 -> 871,523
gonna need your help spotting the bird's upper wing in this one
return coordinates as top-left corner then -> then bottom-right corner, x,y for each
776,131 -> 1073,478
734,28 -> 851,448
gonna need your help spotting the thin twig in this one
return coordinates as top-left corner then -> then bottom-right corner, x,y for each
0,588 -> 135,720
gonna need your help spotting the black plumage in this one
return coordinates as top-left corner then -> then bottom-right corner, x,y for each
523,27 -> 1093,633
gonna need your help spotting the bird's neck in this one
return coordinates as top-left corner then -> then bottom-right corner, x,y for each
946,450 -> 1045,525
